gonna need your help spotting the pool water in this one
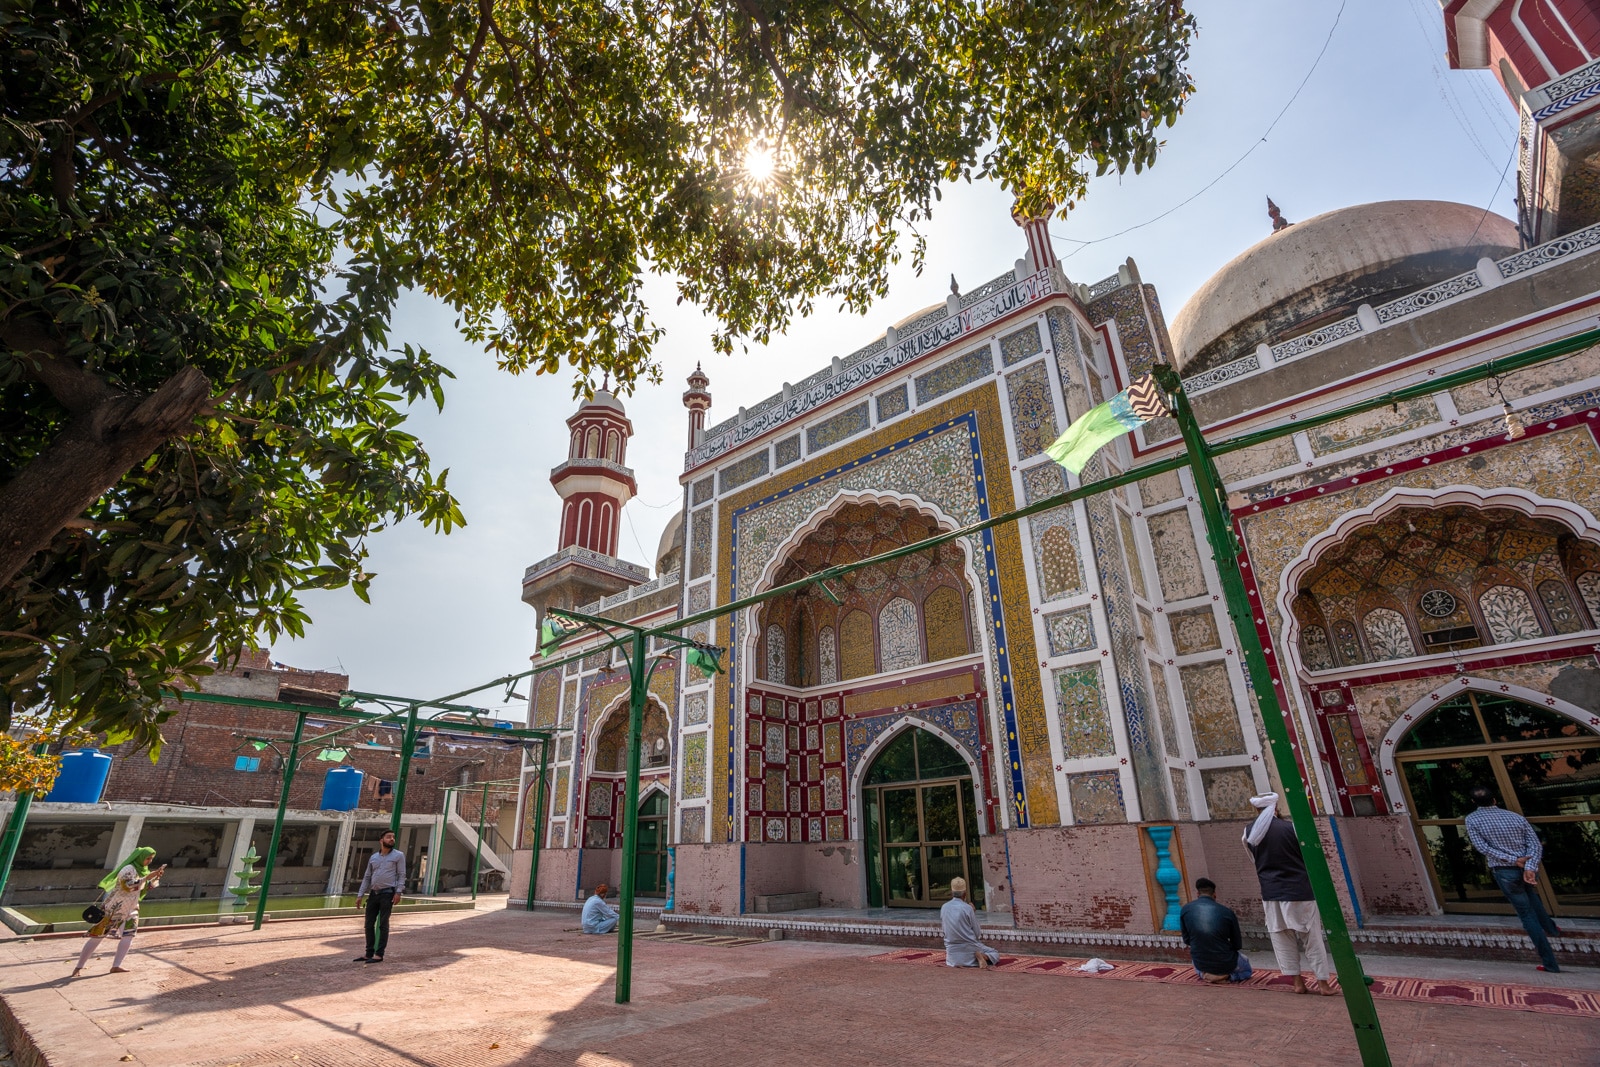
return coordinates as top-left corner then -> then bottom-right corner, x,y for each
15,895 -> 443,924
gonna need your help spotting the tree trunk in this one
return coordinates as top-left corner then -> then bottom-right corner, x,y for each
0,366 -> 212,588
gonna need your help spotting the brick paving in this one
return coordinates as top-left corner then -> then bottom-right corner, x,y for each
0,903 -> 1596,1067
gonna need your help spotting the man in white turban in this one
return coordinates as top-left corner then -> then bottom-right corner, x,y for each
1244,792 -> 1335,995
940,877 -> 999,968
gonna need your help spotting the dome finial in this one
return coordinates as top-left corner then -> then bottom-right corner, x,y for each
1267,197 -> 1291,233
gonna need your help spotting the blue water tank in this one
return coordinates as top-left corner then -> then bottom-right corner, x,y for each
320,766 -> 364,811
43,748 -> 112,803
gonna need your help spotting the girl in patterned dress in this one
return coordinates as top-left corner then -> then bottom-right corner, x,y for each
71,847 -> 165,976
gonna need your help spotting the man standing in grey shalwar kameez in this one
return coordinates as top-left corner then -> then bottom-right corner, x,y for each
940,877 -> 999,968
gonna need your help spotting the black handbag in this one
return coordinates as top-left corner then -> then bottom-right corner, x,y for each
81,903 -> 105,924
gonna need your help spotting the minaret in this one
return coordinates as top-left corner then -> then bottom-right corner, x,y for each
1011,200 -> 1059,275
520,387 -> 649,623
682,363 -> 712,449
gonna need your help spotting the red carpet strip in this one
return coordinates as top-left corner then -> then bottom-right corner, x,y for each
867,949 -> 1600,1018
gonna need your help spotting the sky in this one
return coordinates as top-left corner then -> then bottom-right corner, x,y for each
272,0 -> 1521,715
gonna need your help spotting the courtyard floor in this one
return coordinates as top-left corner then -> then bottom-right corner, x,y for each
0,898 -> 1595,1067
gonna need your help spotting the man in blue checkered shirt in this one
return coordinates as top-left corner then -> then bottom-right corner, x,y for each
1464,785 -> 1562,972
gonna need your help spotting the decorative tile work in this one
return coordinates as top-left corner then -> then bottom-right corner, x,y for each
561,678 -> 578,720
1149,668 -> 1180,758
1054,665 -> 1116,759
1033,508 -> 1084,599
1179,661 -> 1246,758
1138,607 -> 1158,647
682,732 -> 708,798
765,722 -> 787,765
1201,768 -> 1256,819
1169,768 -> 1192,820
718,394 -> 1051,834
807,783 -> 821,810
533,671 -> 561,728
1300,626 -> 1334,670
1324,715 -> 1368,787
687,582 -> 711,614
1140,469 -> 1184,506
557,735 -> 573,762
1068,771 -> 1127,824
808,816 -> 823,842
683,692 -> 708,727
1000,321 -> 1044,366
719,451 -> 770,495
747,815 -> 762,840
823,766 -> 845,809
1363,608 -> 1417,659
1044,607 -> 1095,655
1168,608 -> 1221,656
689,507 -> 713,580
553,767 -> 570,816
877,385 -> 909,421
822,721 -> 842,763
806,402 -> 871,454
1005,361 -> 1058,459
692,477 -> 714,505
818,626 -> 838,684
764,623 -> 787,682
879,596 -> 922,671
1539,579 -> 1584,632
767,818 -> 787,841
914,346 -> 994,405
747,750 -> 762,779
923,585 -> 970,661
765,769 -> 786,813
1308,397 -> 1440,457
1022,462 -> 1067,505
588,781 -> 613,818
775,434 -> 802,467
1119,510 -> 1148,599
841,609 -> 875,679
1089,283 -> 1159,379
1148,509 -> 1207,601
1480,585 -> 1544,644
826,815 -> 845,841
680,806 -> 706,843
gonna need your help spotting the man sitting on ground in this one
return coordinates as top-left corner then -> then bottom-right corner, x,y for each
1179,877 -> 1253,984
940,877 -> 999,969
581,883 -> 619,934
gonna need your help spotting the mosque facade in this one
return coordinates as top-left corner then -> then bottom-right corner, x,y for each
510,4 -> 1600,933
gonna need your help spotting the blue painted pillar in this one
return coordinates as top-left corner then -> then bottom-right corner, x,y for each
1146,825 -> 1182,933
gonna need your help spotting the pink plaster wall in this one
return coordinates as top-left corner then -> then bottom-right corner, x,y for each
1005,825 -> 1154,932
578,847 -> 620,895
532,847 -> 583,902
1336,815 -> 1437,917
980,832 -> 1012,913
670,843 -> 743,915
507,849 -> 531,903
741,842 -> 866,909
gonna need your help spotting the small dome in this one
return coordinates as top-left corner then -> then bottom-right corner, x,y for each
893,302 -> 944,330
655,512 -> 685,578
1170,201 -> 1519,375
582,389 -> 625,412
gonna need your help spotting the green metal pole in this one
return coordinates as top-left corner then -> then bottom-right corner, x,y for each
0,743 -> 48,900
614,630 -> 648,1004
472,778 -> 488,901
526,739 -> 549,911
389,703 -> 419,845
1155,367 -> 1391,1066
253,713 -> 306,931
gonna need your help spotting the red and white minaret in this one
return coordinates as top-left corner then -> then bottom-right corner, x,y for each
520,388 -> 650,622
552,390 -> 637,557
682,363 -> 713,449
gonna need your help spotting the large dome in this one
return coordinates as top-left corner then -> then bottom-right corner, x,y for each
1170,201 -> 1519,375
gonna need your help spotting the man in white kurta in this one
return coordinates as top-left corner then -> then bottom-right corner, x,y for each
1244,792 -> 1335,995
940,877 -> 999,968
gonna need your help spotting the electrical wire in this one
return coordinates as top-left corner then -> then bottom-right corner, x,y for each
1466,139 -> 1518,248
1051,0 -> 1349,258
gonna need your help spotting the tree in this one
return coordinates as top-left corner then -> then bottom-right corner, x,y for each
2,0 -> 1194,762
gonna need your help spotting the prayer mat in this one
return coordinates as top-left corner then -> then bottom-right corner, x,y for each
866,949 -> 1600,1019
636,931 -> 768,948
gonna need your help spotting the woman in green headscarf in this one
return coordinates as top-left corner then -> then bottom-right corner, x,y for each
72,846 -> 166,977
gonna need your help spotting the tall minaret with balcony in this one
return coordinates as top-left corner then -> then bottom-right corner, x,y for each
683,363 -> 712,449
520,389 -> 649,626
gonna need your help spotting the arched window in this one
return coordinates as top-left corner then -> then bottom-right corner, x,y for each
606,430 -> 620,461
571,430 -> 582,457
1578,571 -> 1600,624
1479,585 -> 1544,644
1038,524 -> 1080,599
599,502 -> 613,554
577,499 -> 593,547
1362,608 -> 1415,661
818,626 -> 838,685
923,586 -> 970,661
879,597 -> 921,671
840,610 -> 874,679
585,426 -> 600,457
1333,621 -> 1364,664
1538,580 -> 1584,634
764,624 -> 786,683
1300,625 -> 1334,672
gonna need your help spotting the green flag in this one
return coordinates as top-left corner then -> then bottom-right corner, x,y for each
316,748 -> 348,762
250,741 -> 268,751
538,617 -> 563,657
686,647 -> 720,675
1045,374 -> 1171,474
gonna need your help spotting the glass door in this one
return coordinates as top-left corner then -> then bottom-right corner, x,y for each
634,792 -> 668,896
863,728 -> 984,909
1396,692 -> 1600,917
